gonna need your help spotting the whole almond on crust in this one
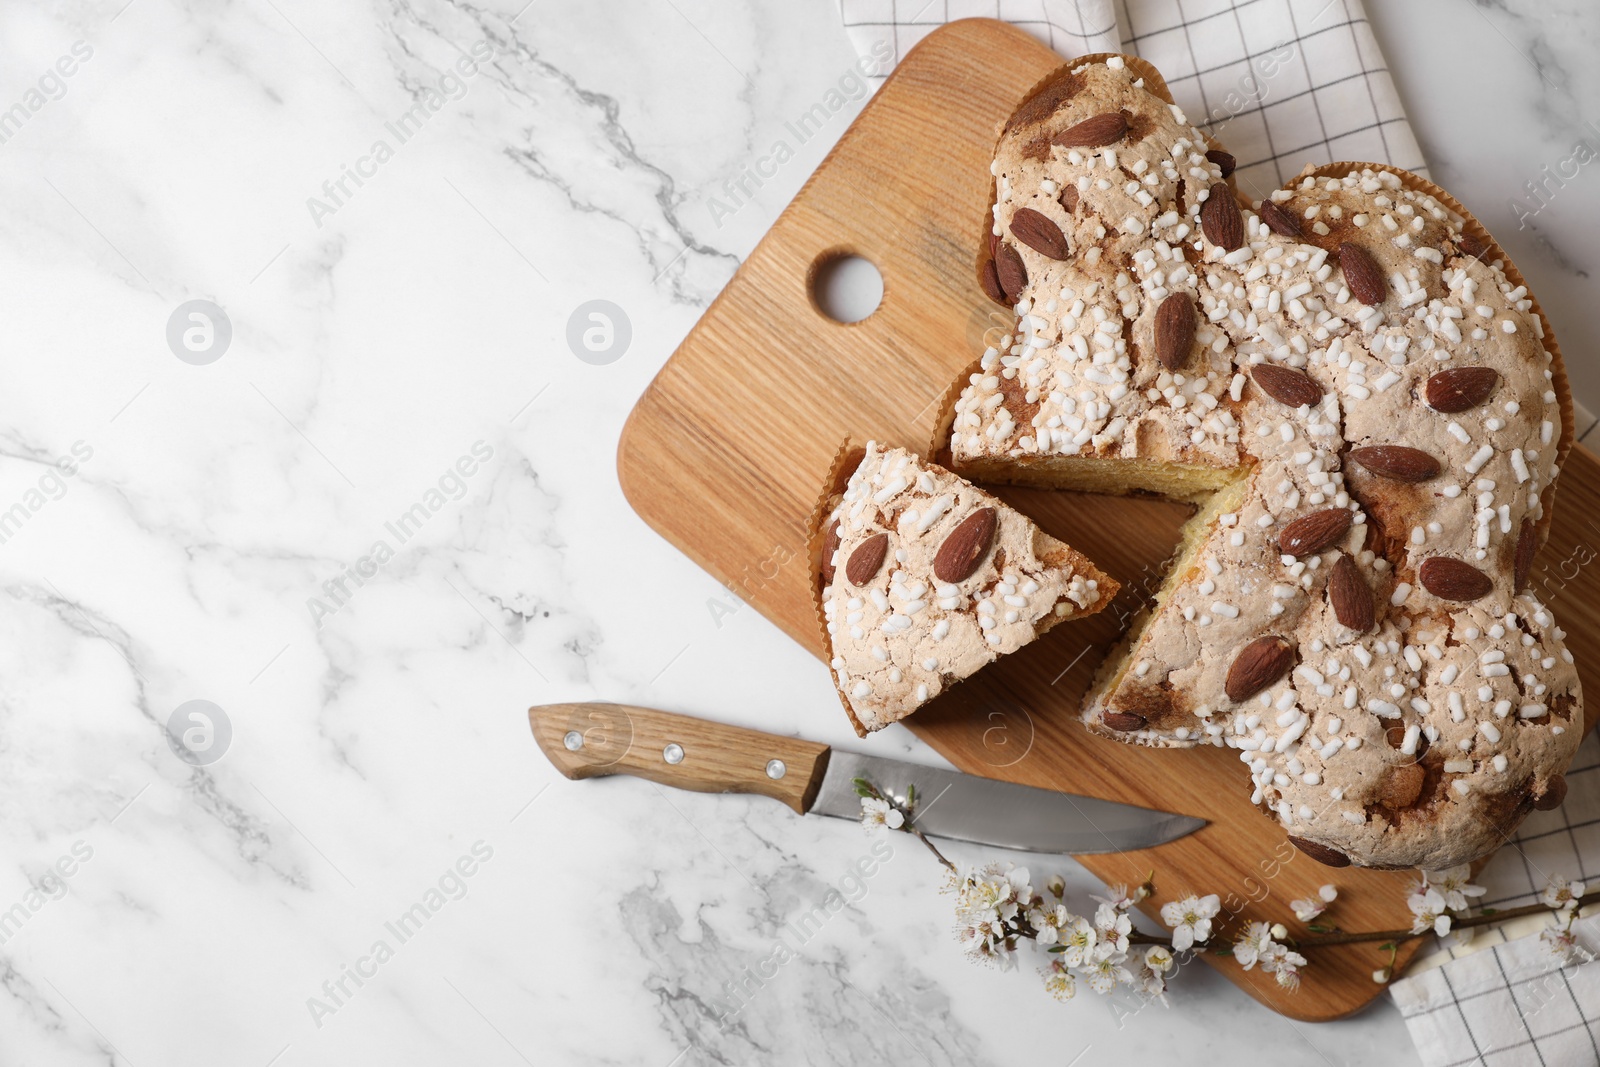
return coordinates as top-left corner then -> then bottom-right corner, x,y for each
1348,445 -> 1440,483
1419,557 -> 1493,602
1338,241 -> 1386,305
1278,508 -> 1352,557
1205,148 -> 1235,177
1379,763 -> 1425,809
1533,774 -> 1568,811
1327,554 -> 1375,632
1425,366 -> 1499,413
1201,182 -> 1244,251
1514,519 -> 1537,594
1010,207 -> 1069,260
1225,635 -> 1294,703
1252,364 -> 1321,408
995,244 -> 1028,302
1458,232 -> 1490,260
1101,711 -> 1147,732
1257,199 -> 1302,239
979,258 -> 1006,304
845,532 -> 889,586
1288,836 -> 1351,868
933,507 -> 998,583
1052,110 -> 1128,148
821,520 -> 842,584
1154,292 -> 1196,371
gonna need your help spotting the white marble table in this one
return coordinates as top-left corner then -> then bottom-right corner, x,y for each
2,1 -> 1595,1064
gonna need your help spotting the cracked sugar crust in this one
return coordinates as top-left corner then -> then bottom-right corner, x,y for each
819,442 -> 1116,735
949,56 -> 1582,869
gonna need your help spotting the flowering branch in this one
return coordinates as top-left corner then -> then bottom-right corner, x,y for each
855,776 -> 1595,1000
1300,889 -> 1600,949
852,778 -> 956,871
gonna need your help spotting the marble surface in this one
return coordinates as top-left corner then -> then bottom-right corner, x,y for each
1,1 -> 1596,1064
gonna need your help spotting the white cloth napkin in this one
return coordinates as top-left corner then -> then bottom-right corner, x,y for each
837,0 -> 1426,198
1390,731 -> 1600,1067
1390,904 -> 1600,1067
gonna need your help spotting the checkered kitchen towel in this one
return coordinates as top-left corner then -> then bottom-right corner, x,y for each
1388,731 -> 1600,1067
837,0 -> 1426,197
839,3 -> 1593,1062
1390,901 -> 1600,1067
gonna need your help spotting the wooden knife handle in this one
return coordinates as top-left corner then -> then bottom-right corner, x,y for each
528,702 -> 832,814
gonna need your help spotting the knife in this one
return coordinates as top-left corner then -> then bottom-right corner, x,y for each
528,702 -> 1205,855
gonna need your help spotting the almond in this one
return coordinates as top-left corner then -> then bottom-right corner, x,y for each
1010,207 -> 1069,260
1052,110 -> 1128,148
1205,148 -> 1235,177
995,244 -> 1027,302
1514,519 -> 1537,594
1277,507 -> 1352,557
1154,292 -> 1196,371
1327,554 -> 1375,632
1348,445 -> 1440,483
1288,836 -> 1351,868
845,532 -> 888,586
1059,184 -> 1080,213
1101,711 -> 1147,732
1257,199 -> 1302,239
933,507 -> 998,583
1418,556 -> 1493,602
979,258 -> 1006,304
1458,232 -> 1489,260
1533,774 -> 1568,811
1338,241 -> 1386,305
820,520 -> 842,584
1225,635 -> 1294,703
1201,182 -> 1244,251
1424,366 -> 1499,413
1378,763 -> 1425,809
1252,364 -> 1321,408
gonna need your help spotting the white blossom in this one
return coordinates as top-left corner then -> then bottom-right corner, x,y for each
1537,923 -> 1596,968
1541,875 -> 1585,914
1083,954 -> 1133,994
949,863 -> 1034,968
1291,896 -> 1326,922
1160,893 -> 1221,951
1260,943 -> 1308,991
1408,887 -> 1451,936
1093,902 -> 1131,957
1233,921 -> 1275,970
1056,916 -> 1098,967
1042,961 -> 1077,1001
859,796 -> 904,831
1422,865 -> 1486,912
1028,902 -> 1070,947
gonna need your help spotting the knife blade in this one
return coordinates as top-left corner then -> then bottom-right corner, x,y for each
529,702 -> 1204,855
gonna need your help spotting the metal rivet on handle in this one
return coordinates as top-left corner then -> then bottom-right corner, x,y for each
563,731 -> 584,751
765,759 -> 787,780
662,743 -> 684,765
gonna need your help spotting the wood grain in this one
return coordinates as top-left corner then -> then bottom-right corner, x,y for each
616,18 -> 1600,1021
530,703 -> 832,815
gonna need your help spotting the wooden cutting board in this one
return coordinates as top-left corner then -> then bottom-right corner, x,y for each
618,18 -> 1600,1021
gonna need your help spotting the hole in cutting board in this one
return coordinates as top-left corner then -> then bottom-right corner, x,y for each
811,253 -> 883,323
